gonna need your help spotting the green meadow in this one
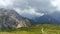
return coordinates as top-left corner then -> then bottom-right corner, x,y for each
0,24 -> 60,34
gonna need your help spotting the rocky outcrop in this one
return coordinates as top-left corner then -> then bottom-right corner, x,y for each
0,8 -> 31,30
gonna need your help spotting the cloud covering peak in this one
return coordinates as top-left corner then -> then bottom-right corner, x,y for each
0,0 -> 57,11
0,0 -> 60,18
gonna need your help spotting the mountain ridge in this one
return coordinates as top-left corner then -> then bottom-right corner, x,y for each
0,8 -> 31,30
34,14 -> 60,24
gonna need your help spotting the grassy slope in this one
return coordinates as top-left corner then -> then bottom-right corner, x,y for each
0,24 -> 60,34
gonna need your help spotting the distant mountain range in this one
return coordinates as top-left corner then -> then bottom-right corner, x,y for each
35,14 -> 60,24
50,11 -> 60,21
24,11 -> 60,24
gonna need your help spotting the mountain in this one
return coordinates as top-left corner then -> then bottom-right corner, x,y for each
50,11 -> 60,21
34,14 -> 60,24
0,8 -> 31,30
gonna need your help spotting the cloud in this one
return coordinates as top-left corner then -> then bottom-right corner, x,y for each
0,0 -> 58,11
0,0 -> 13,7
11,0 -> 57,15
51,0 -> 60,10
0,0 -> 59,18
12,0 -> 58,14
14,8 -> 44,19
0,0 -> 57,13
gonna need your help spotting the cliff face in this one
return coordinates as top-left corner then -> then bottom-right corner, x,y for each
0,8 -> 31,29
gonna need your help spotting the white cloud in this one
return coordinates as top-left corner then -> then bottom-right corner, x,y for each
14,7 -> 44,19
0,0 -> 13,7
14,8 -> 44,16
13,8 -> 22,13
51,0 -> 60,10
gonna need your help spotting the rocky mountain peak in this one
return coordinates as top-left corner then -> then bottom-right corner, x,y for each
0,8 -> 31,29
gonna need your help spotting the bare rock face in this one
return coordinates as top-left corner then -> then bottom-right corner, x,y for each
0,8 -> 31,29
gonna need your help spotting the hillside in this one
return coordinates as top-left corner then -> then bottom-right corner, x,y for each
0,8 -> 31,30
0,24 -> 60,34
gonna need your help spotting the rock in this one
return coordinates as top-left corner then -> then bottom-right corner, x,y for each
0,8 -> 31,29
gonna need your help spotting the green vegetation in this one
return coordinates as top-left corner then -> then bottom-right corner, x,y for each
0,14 -> 60,34
0,24 -> 60,34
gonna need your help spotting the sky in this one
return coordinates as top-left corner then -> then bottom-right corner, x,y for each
51,0 -> 60,10
0,0 -> 60,18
